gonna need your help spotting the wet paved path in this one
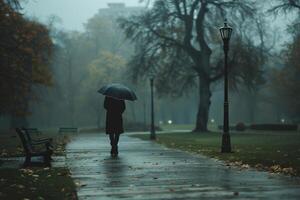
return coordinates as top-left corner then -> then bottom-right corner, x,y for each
66,133 -> 300,200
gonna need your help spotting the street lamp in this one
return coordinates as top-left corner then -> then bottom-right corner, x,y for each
149,75 -> 156,140
219,19 -> 233,153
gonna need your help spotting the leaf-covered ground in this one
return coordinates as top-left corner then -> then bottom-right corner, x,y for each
0,130 -> 77,199
132,131 -> 300,176
0,167 -> 77,200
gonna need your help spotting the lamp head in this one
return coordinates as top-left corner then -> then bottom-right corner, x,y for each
219,19 -> 233,41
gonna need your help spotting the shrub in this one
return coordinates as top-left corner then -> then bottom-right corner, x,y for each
235,122 -> 246,131
249,124 -> 298,131
218,125 -> 236,130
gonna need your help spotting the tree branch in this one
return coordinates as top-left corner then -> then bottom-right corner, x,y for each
268,0 -> 300,14
195,1 -> 211,54
147,25 -> 185,49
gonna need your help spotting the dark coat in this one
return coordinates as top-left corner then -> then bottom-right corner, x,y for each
104,97 -> 126,134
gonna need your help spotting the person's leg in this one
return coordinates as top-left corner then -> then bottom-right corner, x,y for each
109,134 -> 115,155
109,134 -> 114,145
114,133 -> 120,155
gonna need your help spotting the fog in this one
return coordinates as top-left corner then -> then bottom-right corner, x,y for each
22,0 -> 144,31
1,0 -> 299,131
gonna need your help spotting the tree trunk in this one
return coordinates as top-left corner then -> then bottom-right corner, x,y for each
96,102 -> 102,128
10,114 -> 28,128
10,94 -> 29,128
248,91 -> 257,124
97,110 -> 102,128
193,76 -> 211,132
131,104 -> 136,123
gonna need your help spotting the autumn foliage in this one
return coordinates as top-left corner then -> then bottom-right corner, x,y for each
0,0 -> 53,117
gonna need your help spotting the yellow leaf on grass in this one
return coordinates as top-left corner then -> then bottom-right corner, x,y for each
17,184 -> 25,189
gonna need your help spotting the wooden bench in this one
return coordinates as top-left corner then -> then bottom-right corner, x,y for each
58,127 -> 78,134
16,128 -> 53,167
23,128 -> 41,135
22,128 -> 53,146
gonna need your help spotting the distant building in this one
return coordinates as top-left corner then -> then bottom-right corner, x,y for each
97,3 -> 145,19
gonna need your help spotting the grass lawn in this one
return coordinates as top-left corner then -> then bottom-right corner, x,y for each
161,124 -> 195,131
161,123 -> 218,131
132,131 -> 300,176
0,167 -> 76,200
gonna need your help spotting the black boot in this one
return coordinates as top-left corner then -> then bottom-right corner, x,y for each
110,146 -> 114,156
109,134 -> 115,156
114,134 -> 120,156
111,145 -> 118,157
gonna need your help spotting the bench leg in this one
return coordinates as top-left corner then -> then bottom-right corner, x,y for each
23,155 -> 31,167
45,142 -> 53,150
43,153 -> 52,166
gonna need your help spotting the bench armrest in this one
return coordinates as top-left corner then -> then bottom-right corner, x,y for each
31,140 -> 52,147
32,138 -> 53,143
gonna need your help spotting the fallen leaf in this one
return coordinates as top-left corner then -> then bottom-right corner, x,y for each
17,184 -> 25,189
75,182 -> 81,187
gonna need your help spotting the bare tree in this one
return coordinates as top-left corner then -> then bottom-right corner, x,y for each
269,0 -> 300,13
119,0 -> 256,132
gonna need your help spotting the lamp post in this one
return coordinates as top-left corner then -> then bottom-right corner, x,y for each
150,75 -> 156,140
219,20 -> 233,153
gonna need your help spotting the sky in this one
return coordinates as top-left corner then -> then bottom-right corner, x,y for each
22,0 -> 144,31
22,0 -> 295,49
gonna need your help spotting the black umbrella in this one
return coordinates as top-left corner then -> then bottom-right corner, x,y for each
98,83 -> 137,101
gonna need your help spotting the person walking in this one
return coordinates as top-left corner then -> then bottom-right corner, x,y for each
104,96 -> 126,157
98,83 -> 137,157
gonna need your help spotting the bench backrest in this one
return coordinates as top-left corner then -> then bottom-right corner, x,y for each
22,128 -> 34,143
23,128 -> 39,134
16,128 -> 33,154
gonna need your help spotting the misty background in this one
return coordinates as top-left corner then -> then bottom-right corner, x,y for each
0,0 -> 299,130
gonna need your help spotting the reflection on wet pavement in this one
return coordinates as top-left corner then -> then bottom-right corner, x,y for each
66,133 -> 300,200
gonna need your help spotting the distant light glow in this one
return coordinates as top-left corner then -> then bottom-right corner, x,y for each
159,121 -> 163,125
210,118 -> 215,123
168,120 -> 172,124
281,118 -> 285,123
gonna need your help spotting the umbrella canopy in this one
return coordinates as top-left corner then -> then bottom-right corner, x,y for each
98,83 -> 137,101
